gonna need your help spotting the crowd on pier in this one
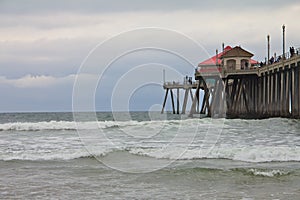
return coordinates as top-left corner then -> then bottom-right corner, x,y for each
260,46 -> 299,67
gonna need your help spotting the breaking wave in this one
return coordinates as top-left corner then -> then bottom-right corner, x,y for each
1,118 -> 299,164
245,168 -> 290,177
0,120 -> 146,131
129,146 -> 300,163
1,146 -> 300,163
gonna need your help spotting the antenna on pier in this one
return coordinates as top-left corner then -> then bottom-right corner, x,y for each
267,35 -> 270,65
282,24 -> 286,59
216,49 -> 218,65
163,69 -> 165,84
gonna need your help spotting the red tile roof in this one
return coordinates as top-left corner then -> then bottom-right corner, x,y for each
199,46 -> 258,66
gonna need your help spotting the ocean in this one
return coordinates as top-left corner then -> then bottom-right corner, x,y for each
0,112 -> 300,199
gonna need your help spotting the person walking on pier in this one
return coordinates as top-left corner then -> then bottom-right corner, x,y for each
290,46 -> 295,57
189,77 -> 192,84
269,56 -> 274,64
276,56 -> 282,62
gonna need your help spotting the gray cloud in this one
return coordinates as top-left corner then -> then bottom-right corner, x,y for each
1,0 -> 300,112
0,74 -> 75,88
1,0 -> 299,14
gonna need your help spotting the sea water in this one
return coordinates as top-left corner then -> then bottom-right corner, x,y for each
0,112 -> 300,199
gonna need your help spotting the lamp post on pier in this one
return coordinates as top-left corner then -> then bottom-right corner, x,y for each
282,24 -> 285,59
267,35 -> 270,65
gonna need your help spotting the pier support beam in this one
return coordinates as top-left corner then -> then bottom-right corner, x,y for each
298,62 -> 300,118
189,81 -> 201,116
181,89 -> 189,114
170,89 -> 175,114
177,88 -> 180,114
161,88 -> 169,114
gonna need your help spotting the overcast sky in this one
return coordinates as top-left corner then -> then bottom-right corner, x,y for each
1,0 -> 300,112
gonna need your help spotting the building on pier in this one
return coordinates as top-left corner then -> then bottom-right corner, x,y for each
197,45 -> 259,78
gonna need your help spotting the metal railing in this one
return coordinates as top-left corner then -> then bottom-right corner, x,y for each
271,47 -> 300,64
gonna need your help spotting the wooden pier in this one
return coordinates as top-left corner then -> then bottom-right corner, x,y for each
161,46 -> 300,119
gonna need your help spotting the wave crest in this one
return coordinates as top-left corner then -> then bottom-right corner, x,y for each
246,168 -> 290,177
0,120 -> 144,131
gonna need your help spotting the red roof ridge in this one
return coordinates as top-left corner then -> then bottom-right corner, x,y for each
199,45 -> 258,66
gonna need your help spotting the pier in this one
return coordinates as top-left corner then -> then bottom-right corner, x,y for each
161,46 -> 300,119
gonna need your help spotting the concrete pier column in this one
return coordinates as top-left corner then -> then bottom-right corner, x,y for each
170,89 -> 175,114
181,89 -> 189,114
294,66 -> 299,118
291,65 -> 297,117
161,88 -> 169,114
285,68 -> 291,116
280,69 -> 284,114
298,63 -> 300,118
177,88 -> 180,114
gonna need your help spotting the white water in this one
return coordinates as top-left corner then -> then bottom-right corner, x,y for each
246,169 -> 290,177
1,113 -> 299,200
0,120 -> 142,131
0,118 -> 299,163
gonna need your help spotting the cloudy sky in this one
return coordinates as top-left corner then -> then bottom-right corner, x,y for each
1,0 -> 300,112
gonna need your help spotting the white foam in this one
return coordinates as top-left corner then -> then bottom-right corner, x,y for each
232,146 -> 300,162
0,120 -> 143,131
247,169 -> 289,177
1,145 -> 300,163
128,146 -> 300,163
1,150 -> 89,161
0,147 -> 116,161
1,118 -> 299,163
0,118 -> 207,131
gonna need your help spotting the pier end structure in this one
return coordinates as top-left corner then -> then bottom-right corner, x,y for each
161,79 -> 200,115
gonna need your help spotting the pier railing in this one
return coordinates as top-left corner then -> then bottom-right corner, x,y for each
163,81 -> 198,89
275,47 -> 300,61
